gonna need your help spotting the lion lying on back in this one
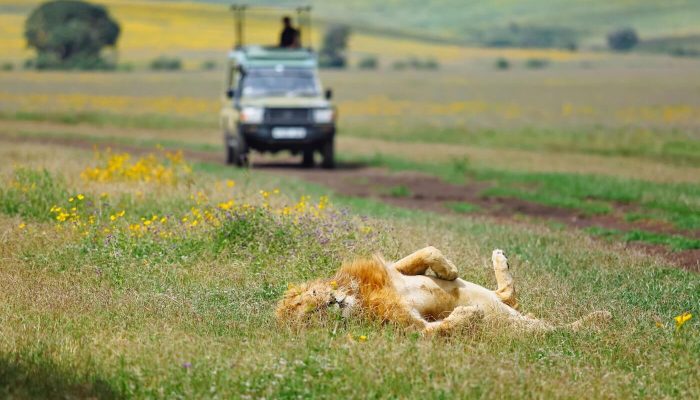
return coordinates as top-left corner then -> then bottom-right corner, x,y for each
276,247 -> 611,335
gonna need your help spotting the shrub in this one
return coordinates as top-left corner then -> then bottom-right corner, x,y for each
392,57 -> 439,71
24,0 -> 120,70
201,60 -> 217,70
319,24 -> 350,69
116,62 -> 134,72
357,55 -> 378,70
495,58 -> 510,70
150,56 -> 182,71
421,57 -> 439,70
525,58 -> 549,69
391,60 -> 408,70
607,28 -> 639,51
478,24 -> 578,50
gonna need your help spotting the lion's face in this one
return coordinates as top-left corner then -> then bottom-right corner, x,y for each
276,280 -> 357,323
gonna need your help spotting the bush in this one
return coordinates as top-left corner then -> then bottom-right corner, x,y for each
201,60 -> 217,70
116,62 -> 134,72
392,57 -> 439,71
357,55 -> 378,70
478,24 -> 578,50
33,52 -> 115,70
319,24 -> 350,69
391,60 -> 408,70
421,57 -> 439,70
24,0 -> 120,70
525,58 -> 549,69
495,58 -> 510,70
1,62 -> 13,71
607,28 -> 639,51
669,47 -> 700,58
150,56 -> 182,71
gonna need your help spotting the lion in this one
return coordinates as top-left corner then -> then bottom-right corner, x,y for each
276,247 -> 611,335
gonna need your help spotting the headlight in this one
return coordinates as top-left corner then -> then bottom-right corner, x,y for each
240,107 -> 264,123
313,108 -> 335,123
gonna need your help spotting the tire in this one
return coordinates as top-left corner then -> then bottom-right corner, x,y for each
321,138 -> 335,169
225,133 -> 249,167
302,150 -> 315,168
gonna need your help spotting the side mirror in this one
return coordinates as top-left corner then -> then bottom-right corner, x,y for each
324,88 -> 333,100
226,89 -> 234,99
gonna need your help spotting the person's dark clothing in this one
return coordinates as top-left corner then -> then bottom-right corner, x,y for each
280,27 -> 299,48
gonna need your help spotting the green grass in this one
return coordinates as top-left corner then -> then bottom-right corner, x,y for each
4,111 -> 700,167
446,201 -> 481,214
387,184 -> 412,198
587,227 -> 700,251
1,147 -> 699,398
352,152 -> 700,229
344,125 -> 700,167
0,110 -> 214,130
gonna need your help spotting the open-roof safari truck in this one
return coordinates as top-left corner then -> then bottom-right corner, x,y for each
221,5 -> 336,168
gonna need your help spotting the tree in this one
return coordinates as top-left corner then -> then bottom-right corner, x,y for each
318,24 -> 350,69
24,0 -> 120,69
607,28 -> 639,52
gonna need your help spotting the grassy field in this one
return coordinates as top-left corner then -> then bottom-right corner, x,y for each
1,141 -> 698,398
1,60 -> 699,255
1,0 -> 699,397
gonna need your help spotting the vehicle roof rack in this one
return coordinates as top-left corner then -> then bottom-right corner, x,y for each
228,46 -> 317,69
230,4 -> 313,51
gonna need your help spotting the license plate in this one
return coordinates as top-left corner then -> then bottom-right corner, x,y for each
271,127 -> 306,139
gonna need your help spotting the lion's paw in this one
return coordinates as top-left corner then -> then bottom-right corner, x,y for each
492,249 -> 509,271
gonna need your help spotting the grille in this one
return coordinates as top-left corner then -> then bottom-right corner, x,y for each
265,108 -> 311,124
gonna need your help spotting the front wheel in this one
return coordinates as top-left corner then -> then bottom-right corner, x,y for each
321,139 -> 335,169
225,133 -> 249,167
301,150 -> 315,168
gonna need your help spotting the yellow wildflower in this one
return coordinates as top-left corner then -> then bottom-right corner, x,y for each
18,222 -> 26,230
675,312 -> 692,331
117,210 -> 125,217
226,179 -> 235,188
143,220 -> 152,226
330,281 -> 338,289
77,194 -> 84,200
69,197 -> 74,202
110,215 -> 116,221
358,335 -> 367,342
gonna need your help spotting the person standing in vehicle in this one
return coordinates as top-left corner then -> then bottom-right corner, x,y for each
279,16 -> 300,48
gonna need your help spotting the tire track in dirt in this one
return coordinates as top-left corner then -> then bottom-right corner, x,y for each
2,134 -> 698,272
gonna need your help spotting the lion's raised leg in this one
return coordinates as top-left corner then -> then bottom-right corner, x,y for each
492,249 -> 517,308
393,246 -> 459,281
423,305 -> 484,335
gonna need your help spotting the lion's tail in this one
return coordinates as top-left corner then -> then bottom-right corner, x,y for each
566,310 -> 612,332
514,310 -> 612,333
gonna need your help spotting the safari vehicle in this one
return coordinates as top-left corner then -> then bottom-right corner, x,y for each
221,6 -> 336,168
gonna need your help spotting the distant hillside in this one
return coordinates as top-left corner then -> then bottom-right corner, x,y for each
184,0 -> 700,47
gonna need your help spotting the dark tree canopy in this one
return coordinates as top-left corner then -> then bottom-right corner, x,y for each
24,0 -> 120,69
607,28 -> 639,52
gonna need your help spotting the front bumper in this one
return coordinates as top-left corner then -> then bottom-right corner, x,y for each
238,123 -> 335,152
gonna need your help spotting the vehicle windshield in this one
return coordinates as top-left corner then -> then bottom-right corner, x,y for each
240,68 -> 320,98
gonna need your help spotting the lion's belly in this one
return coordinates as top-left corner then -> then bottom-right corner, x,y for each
390,273 -> 515,320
